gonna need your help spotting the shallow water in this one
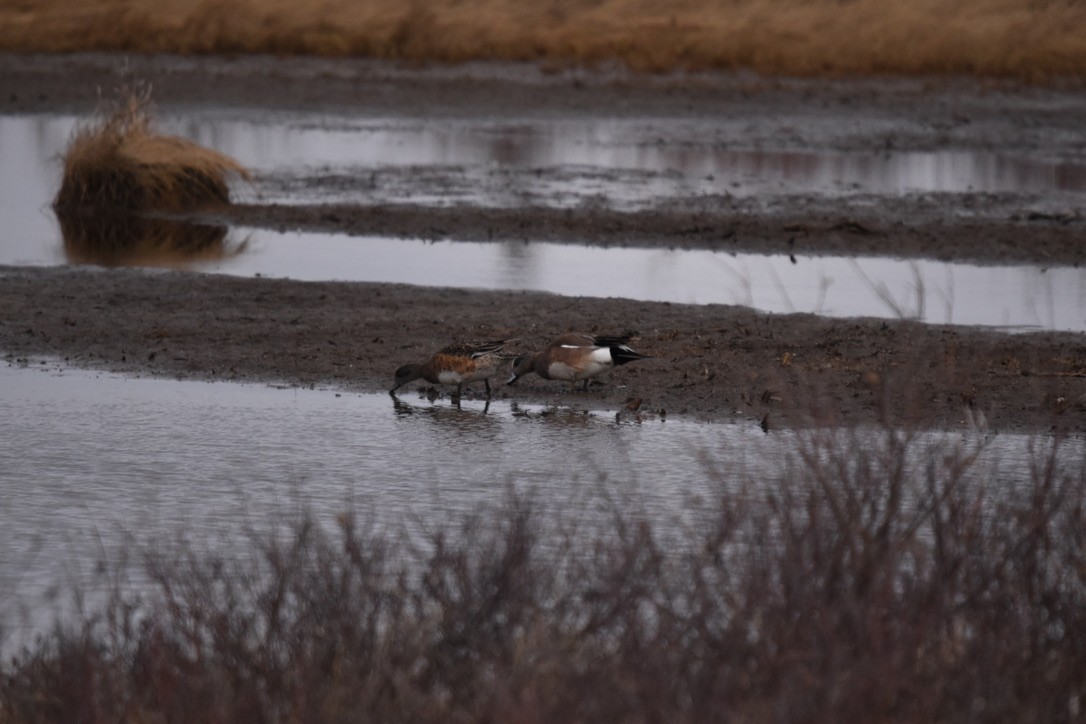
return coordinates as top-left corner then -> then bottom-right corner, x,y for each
0,361 -> 1074,640
120,227 -> 1086,331
0,361 -> 757,547
0,361 -> 775,640
97,114 -> 1086,198
199,116 -> 1086,208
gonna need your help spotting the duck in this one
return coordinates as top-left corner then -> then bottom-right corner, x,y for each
391,339 -> 514,398
506,333 -> 650,391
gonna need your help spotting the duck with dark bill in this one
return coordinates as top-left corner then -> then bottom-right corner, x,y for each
391,339 -> 514,399
507,333 -> 650,392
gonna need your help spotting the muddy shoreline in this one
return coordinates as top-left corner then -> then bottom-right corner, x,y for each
214,200 -> 1086,267
3,53 -> 1086,433
3,264 -> 1084,434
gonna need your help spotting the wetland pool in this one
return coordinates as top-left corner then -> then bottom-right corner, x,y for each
0,361 -> 1075,646
174,228 -> 1086,331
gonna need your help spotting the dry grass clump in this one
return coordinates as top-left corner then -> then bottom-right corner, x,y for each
2,427 -> 1084,721
4,0 -> 1086,79
53,92 -> 248,214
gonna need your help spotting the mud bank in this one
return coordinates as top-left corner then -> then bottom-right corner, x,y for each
216,199 -> 1086,267
2,265 -> 1084,433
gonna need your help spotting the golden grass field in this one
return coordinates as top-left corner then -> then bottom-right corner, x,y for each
3,0 -> 1086,78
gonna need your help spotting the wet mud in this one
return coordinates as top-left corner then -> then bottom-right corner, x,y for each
2,54 -> 1085,433
3,264 -> 1084,434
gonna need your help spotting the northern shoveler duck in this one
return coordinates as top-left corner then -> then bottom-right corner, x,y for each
391,339 -> 514,398
506,333 -> 650,391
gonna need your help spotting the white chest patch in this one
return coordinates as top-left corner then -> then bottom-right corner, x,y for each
547,352 -> 613,381
580,358 -> 611,379
545,361 -> 578,381
437,370 -> 464,384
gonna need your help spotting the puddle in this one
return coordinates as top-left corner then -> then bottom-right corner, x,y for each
0,362 -> 1075,646
148,228 -> 1086,331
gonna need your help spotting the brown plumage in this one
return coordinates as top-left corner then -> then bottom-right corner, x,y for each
391,339 -> 514,398
507,333 -> 651,391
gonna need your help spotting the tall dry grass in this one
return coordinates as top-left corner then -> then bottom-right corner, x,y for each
2,427 -> 1084,722
3,0 -> 1086,78
53,90 -> 248,214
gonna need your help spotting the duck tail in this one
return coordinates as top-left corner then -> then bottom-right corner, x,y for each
592,334 -> 633,347
610,344 -> 651,366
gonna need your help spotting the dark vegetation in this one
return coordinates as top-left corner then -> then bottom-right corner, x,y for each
2,426 -> 1083,722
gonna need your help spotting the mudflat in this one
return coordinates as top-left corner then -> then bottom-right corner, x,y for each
2,54 -> 1085,433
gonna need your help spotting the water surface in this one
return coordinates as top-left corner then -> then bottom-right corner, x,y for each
0,362 -> 761,625
0,362 -> 1075,648
136,228 -> 1086,331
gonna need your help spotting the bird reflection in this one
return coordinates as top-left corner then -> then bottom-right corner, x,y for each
390,394 -> 626,431
508,401 -> 604,429
390,392 -> 493,421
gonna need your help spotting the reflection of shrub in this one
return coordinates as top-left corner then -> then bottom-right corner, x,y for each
56,211 -> 243,267
2,429 -> 1084,721
53,91 -> 248,214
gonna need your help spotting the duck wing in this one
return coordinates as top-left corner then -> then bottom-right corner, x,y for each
439,339 -> 509,359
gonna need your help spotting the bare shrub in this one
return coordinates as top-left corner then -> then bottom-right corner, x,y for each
2,430 -> 1084,722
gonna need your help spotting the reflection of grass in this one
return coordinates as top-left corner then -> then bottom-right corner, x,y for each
2,425 -> 1084,720
4,0 -> 1086,78
57,212 -> 245,268
54,90 -> 248,214
850,258 -> 925,321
